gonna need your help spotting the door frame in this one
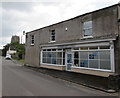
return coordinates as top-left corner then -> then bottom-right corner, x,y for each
65,52 -> 73,71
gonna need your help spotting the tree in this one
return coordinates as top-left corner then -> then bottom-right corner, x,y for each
2,42 -> 25,59
10,42 -> 25,59
2,44 -> 10,56
17,44 -> 25,59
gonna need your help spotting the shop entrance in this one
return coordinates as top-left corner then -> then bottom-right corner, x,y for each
66,52 -> 73,71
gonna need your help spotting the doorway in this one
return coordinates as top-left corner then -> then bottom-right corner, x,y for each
66,52 -> 73,71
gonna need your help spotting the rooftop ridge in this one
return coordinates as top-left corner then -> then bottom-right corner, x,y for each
26,3 -> 119,34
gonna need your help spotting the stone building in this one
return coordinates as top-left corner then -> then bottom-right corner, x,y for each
25,4 -> 120,91
11,35 -> 20,43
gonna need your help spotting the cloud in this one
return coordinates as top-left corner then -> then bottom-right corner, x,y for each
2,2 -> 34,12
0,0 -> 120,49
0,36 -> 11,45
1,2 -> 33,47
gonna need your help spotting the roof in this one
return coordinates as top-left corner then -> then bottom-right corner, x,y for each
26,3 -> 119,34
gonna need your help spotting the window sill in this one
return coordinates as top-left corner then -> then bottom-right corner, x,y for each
41,63 -> 65,67
81,36 -> 93,40
48,41 -> 56,43
30,44 -> 34,46
71,66 -> 113,72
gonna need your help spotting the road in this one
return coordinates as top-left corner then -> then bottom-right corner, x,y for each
2,57 -> 118,96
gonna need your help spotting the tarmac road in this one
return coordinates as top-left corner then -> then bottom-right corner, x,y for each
2,57 -> 118,96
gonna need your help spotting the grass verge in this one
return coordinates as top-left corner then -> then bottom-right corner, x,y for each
12,57 -> 25,63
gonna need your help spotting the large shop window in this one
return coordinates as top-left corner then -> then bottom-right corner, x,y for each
73,46 -> 111,71
42,49 -> 65,65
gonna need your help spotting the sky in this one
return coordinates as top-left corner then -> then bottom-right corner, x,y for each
0,0 -> 120,49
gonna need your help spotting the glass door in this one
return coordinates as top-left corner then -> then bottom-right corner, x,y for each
66,52 -> 73,71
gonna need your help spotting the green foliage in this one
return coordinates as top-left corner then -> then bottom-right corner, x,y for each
10,41 -> 19,46
12,56 -> 19,60
17,44 -> 25,58
2,42 -> 25,59
19,59 -> 25,63
2,44 -> 10,56
10,42 -> 25,59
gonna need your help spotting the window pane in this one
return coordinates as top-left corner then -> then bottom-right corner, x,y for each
100,60 -> 111,70
100,46 -> 110,49
89,52 -> 98,59
51,30 -> 55,35
67,54 -> 72,63
99,51 -> 110,60
43,58 -> 47,63
51,52 -> 56,57
74,59 -> 79,67
74,52 -> 79,59
42,50 -> 64,65
43,52 -> 47,57
80,60 -> 88,67
52,49 -> 56,51
52,57 -> 57,64
58,49 -> 62,51
57,59 -> 62,65
50,30 -> 55,41
47,49 -> 51,51
47,52 -> 51,57
32,35 -> 34,38
57,52 -> 62,58
84,21 -> 92,29
31,35 -> 34,44
83,21 -> 92,36
46,58 -> 51,64
84,29 -> 92,36
74,52 -> 79,66
32,40 -> 34,44
80,52 -> 88,60
51,32 -> 55,35
89,29 -> 92,35
73,48 -> 79,50
89,60 -> 99,68
89,47 -> 98,50
80,47 -> 88,50
51,36 -> 55,41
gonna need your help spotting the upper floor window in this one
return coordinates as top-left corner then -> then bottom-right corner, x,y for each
50,30 -> 55,42
31,35 -> 34,45
83,21 -> 92,37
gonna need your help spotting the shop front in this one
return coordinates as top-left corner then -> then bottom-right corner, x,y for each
40,40 -> 115,77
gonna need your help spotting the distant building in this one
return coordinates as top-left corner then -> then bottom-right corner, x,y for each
6,35 -> 19,55
6,46 -> 16,55
11,35 -> 20,43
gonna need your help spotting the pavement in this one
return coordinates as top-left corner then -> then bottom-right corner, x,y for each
2,57 -> 119,96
